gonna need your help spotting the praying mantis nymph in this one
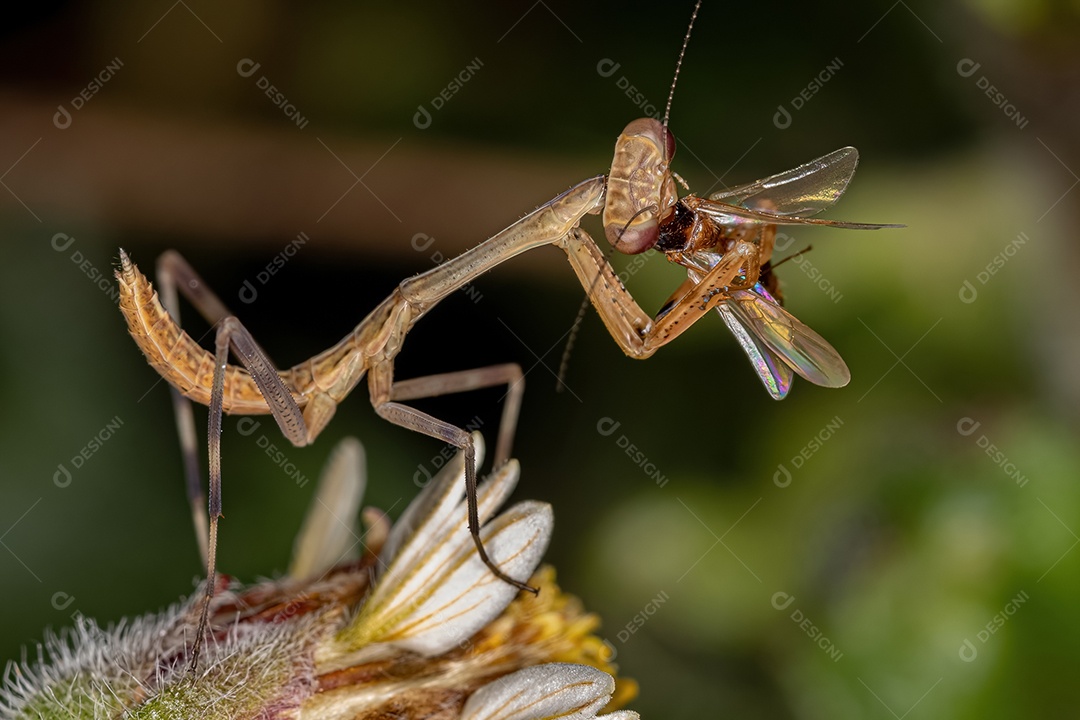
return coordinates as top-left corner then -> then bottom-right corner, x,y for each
115,0 -> 899,671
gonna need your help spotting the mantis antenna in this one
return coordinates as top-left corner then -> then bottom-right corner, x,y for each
556,0 -> 703,392
663,0 -> 702,129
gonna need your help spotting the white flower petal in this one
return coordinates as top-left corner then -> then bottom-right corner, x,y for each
288,437 -> 365,579
342,446 -> 550,655
381,433 -> 487,567
371,459 -> 521,615
461,663 -> 615,720
388,499 -> 552,654
598,713 -> 640,720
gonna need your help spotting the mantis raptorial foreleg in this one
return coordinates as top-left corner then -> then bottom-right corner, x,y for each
647,242 -> 759,343
555,229 -> 758,354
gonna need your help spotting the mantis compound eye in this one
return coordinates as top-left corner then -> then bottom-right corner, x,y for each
608,206 -> 660,255
604,118 -> 679,255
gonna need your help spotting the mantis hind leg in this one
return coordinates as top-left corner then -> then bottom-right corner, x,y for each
154,251 -> 310,672
190,314 -> 309,672
155,250 -> 236,567
156,252 -> 308,554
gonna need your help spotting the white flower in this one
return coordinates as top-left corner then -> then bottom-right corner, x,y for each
463,663 -> 639,720
338,434 -> 554,656
1,437 -> 637,720
288,436 -> 367,580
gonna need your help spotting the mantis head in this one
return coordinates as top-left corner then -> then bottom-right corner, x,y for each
603,118 -> 679,255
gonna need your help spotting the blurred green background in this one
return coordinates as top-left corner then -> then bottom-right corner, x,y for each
2,0 -> 1079,717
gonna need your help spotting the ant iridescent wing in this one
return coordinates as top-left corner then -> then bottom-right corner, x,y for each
658,266 -> 846,400
663,148 -> 897,397
721,282 -> 850,398
715,295 -> 796,399
709,146 -> 860,217
693,147 -> 900,230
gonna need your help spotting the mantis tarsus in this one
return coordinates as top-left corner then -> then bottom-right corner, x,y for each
115,1 -> 899,671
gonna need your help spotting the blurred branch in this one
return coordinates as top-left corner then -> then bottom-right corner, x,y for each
0,91 -> 599,274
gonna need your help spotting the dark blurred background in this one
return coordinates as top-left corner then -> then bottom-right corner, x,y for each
2,1 -> 1079,717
